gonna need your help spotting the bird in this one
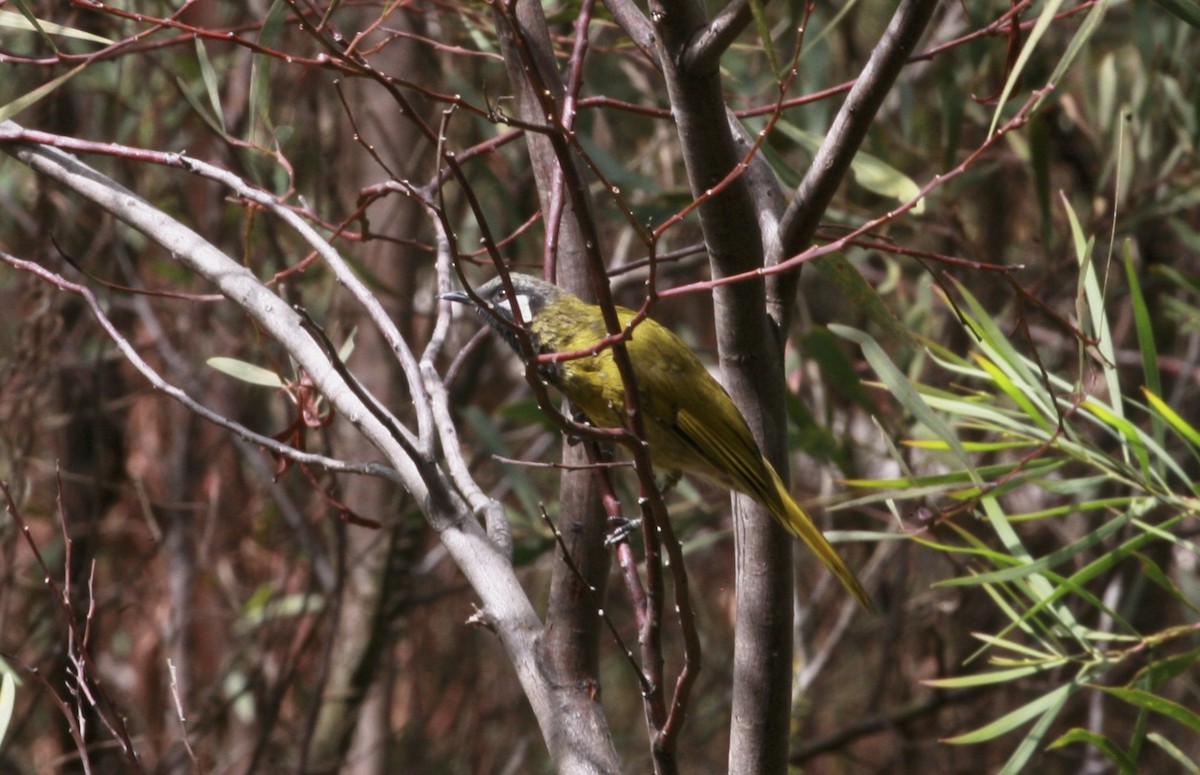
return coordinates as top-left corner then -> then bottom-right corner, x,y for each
442,272 -> 871,610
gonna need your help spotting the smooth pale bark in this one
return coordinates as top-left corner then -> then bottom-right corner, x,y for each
493,2 -> 620,771
646,0 -> 795,769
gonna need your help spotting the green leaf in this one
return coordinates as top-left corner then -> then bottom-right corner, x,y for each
1100,687 -> 1200,733
998,684 -> 1076,775
0,62 -> 89,122
1150,0 -> 1200,28
1040,0 -> 1110,113
1143,388 -> 1200,450
1064,194 -> 1124,430
176,74 -> 226,136
945,682 -> 1074,744
194,38 -> 226,133
972,353 -> 1054,432
775,122 -> 924,213
833,325 -> 972,477
746,0 -> 780,78
1133,646 -> 1200,692
815,255 -> 917,360
803,326 -> 875,417
938,510 -> 1130,588
924,662 -> 1059,689
1047,728 -> 1138,774
1081,399 -> 1151,480
248,0 -> 288,148
969,631 -> 1059,661
0,9 -> 114,44
988,0 -> 1068,136
1125,245 -> 1167,462
1148,732 -> 1200,773
948,280 -> 1052,414
207,357 -> 286,388
1129,552 -> 1198,616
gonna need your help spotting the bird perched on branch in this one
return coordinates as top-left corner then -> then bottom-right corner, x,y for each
443,272 -> 871,610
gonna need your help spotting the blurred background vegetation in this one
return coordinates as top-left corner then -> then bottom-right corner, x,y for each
1,0 -> 1198,772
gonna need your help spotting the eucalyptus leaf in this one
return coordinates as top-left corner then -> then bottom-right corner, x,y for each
776,121 -> 924,213
207,357 -> 287,388
0,9 -> 113,44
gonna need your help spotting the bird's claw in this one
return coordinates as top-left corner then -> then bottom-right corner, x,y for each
605,517 -> 642,547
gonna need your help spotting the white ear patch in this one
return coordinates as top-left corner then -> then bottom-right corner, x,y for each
514,293 -> 535,322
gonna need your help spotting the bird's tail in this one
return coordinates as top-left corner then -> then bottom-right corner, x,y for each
763,461 -> 873,611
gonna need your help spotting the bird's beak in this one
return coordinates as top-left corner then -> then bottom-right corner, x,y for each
440,290 -> 470,305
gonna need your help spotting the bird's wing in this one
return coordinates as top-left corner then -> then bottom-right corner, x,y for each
671,404 -> 777,505
677,403 -> 874,610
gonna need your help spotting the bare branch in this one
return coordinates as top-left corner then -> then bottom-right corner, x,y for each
0,119 -> 620,775
0,251 -> 387,479
774,0 -> 941,274
681,0 -> 754,74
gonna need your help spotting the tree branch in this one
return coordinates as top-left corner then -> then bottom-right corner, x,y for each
771,0 -> 941,319
0,118 -> 620,775
681,0 -> 754,74
649,0 -> 795,769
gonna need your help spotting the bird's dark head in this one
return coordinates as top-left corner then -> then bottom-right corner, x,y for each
441,273 -> 573,356
441,273 -> 563,328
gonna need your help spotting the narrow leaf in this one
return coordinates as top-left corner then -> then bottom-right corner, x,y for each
1048,728 -> 1138,774
1150,0 -> 1200,28
776,122 -> 924,212
924,663 -> 1057,689
194,38 -> 226,132
1100,687 -> 1200,733
0,62 -> 88,122
1148,732 -> 1200,773
0,9 -> 113,43
1143,388 -> 1200,450
989,0 -> 1068,136
832,325 -> 972,476
0,668 -> 15,750
207,357 -> 286,388
945,683 -> 1074,744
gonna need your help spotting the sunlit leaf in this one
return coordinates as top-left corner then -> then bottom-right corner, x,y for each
337,327 -> 357,363
924,662 -> 1059,689
1143,389 -> 1200,451
0,9 -> 113,44
235,592 -> 324,635
207,357 -> 286,388
776,122 -> 924,213
194,38 -> 226,133
0,668 -> 15,751
1148,732 -> 1200,773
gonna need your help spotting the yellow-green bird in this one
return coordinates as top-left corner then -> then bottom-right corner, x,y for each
443,273 -> 871,610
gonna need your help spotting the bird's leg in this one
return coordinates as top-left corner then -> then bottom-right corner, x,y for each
605,470 -> 683,546
603,449 -> 639,547
604,517 -> 640,546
